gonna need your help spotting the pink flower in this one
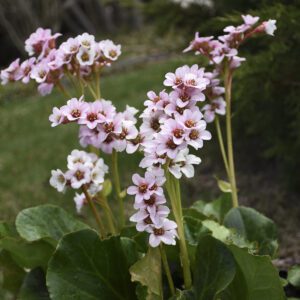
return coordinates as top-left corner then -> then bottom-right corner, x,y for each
183,32 -> 214,54
127,172 -> 157,202
99,39 -> 121,61
65,164 -> 91,189
160,118 -> 186,145
134,194 -> 166,210
78,101 -> 106,129
25,28 -> 61,57
263,19 -> 277,36
61,97 -> 88,121
31,61 -> 49,83
242,14 -> 260,26
1,59 -> 22,85
38,83 -> 54,96
156,133 -> 185,159
19,58 -> 36,84
50,169 -> 66,192
76,47 -> 96,66
60,37 -> 79,54
73,193 -> 86,214
202,97 -> 226,123
77,33 -> 95,49
169,88 -> 205,108
49,107 -> 65,127
144,90 -> 170,112
147,219 -> 178,247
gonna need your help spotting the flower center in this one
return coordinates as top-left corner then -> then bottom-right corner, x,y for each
185,119 -> 196,128
104,122 -> 114,133
144,195 -> 156,206
150,118 -> 160,132
144,216 -> 152,225
166,139 -> 177,150
71,109 -> 81,118
139,183 -> 148,194
153,228 -> 165,236
81,52 -> 90,62
189,129 -> 199,140
75,170 -> 84,180
175,77 -> 182,85
173,128 -> 184,138
109,50 -> 117,58
87,113 -> 98,122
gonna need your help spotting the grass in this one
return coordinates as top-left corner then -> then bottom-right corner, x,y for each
0,55 -> 202,221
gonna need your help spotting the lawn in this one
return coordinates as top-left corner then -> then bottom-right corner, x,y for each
0,55 -> 204,221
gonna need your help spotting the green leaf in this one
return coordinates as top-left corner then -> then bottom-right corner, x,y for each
130,247 -> 162,300
184,216 -> 210,246
18,268 -> 50,300
203,193 -> 232,223
16,204 -> 89,244
224,206 -> 278,256
193,235 -> 236,300
221,245 -> 285,300
47,229 -> 139,300
120,225 -> 149,253
0,250 -> 25,294
217,179 -> 232,193
288,265 -> 300,288
0,237 -> 53,270
0,221 -> 18,238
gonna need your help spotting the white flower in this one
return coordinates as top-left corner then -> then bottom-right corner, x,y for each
168,149 -> 201,179
264,19 -> 277,36
77,33 -> 95,49
76,47 -> 96,66
99,39 -> 121,61
74,193 -> 86,213
67,150 -> 93,170
50,169 -> 66,192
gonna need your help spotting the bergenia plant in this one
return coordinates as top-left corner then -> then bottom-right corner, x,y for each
1,16 -> 296,300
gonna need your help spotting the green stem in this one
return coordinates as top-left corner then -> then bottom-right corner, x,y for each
214,116 -> 230,178
82,185 -> 105,238
224,67 -> 239,207
111,150 -> 125,228
160,244 -> 176,296
165,169 -> 192,289
98,195 -> 117,235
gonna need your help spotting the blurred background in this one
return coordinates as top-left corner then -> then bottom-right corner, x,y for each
0,0 -> 299,266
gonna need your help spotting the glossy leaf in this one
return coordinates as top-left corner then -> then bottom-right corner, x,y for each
16,204 -> 89,243
184,216 -> 210,246
288,265 -> 300,288
193,235 -> 236,300
221,245 -> 285,300
217,179 -> 232,193
130,247 -> 162,300
203,193 -> 232,223
18,268 -> 50,300
47,229 -> 139,300
224,206 -> 278,256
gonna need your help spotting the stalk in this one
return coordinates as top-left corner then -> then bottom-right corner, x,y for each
214,116 -> 230,178
57,81 -> 71,98
82,185 -> 105,238
165,169 -> 192,289
224,67 -> 239,207
160,244 -> 175,296
98,195 -> 117,235
111,150 -> 125,228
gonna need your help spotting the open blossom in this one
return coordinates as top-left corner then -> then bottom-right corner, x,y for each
0,59 -> 22,85
147,219 -> 178,247
50,169 -> 67,193
202,97 -> 226,123
263,19 -> 277,36
100,39 -> 122,61
169,149 -> 201,179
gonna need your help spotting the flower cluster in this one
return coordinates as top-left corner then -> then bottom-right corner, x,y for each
128,169 -> 178,247
50,149 -> 108,213
49,97 -> 139,154
1,28 -> 121,96
127,64 -> 213,246
184,15 -> 276,69
138,64 -> 211,179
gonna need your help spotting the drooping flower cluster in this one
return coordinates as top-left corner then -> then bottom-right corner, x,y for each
128,169 -> 178,247
50,149 -> 108,213
1,28 -> 121,96
184,15 -> 277,69
127,64 -> 213,247
49,97 -> 139,154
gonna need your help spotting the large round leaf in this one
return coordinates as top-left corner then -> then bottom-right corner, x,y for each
221,245 -> 285,300
193,235 -> 236,300
16,205 -> 89,243
47,229 -> 139,300
224,206 -> 278,256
